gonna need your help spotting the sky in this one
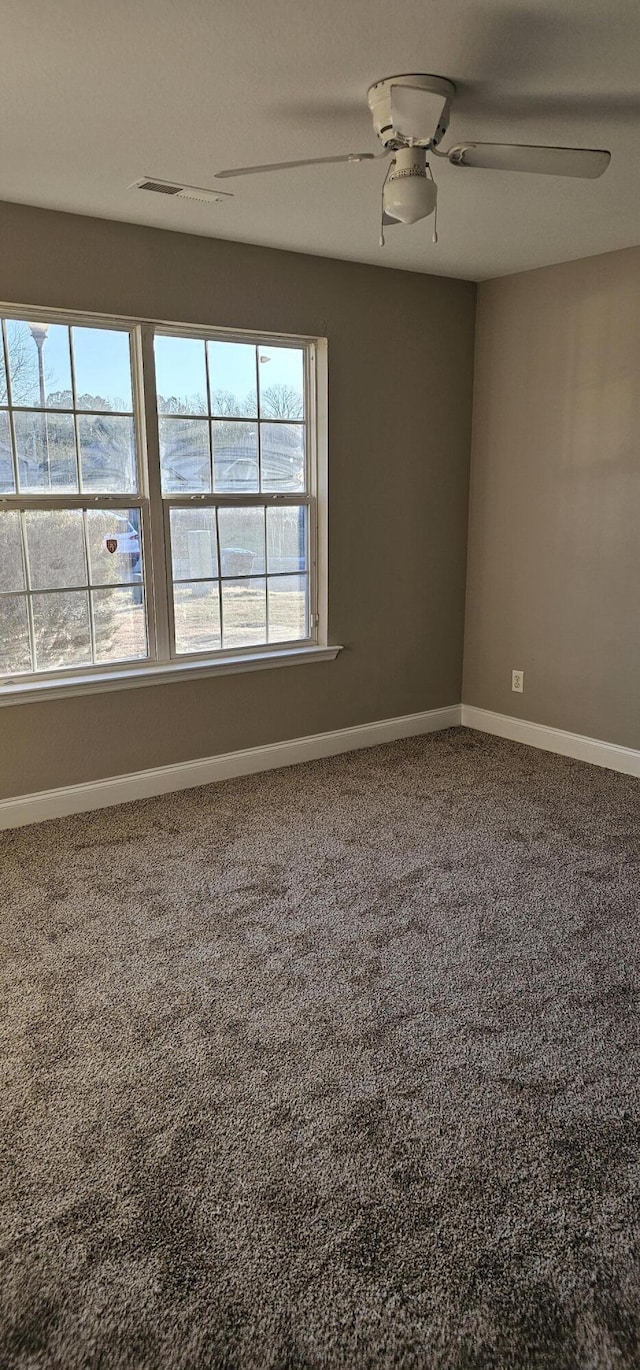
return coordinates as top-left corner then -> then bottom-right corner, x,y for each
154,336 -> 304,410
6,321 -> 132,409
4,319 -> 304,413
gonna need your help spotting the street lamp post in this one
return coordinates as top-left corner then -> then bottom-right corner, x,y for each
27,322 -> 50,487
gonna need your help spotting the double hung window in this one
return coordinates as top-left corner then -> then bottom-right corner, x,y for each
0,310 -> 328,698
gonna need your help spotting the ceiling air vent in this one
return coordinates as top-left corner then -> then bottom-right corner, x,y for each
131,177 -> 232,203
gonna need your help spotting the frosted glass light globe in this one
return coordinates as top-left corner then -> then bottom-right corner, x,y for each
383,147 -> 437,224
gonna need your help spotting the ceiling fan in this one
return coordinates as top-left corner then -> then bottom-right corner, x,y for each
215,74 -> 611,245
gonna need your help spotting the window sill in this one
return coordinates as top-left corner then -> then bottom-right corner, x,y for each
0,644 -> 343,707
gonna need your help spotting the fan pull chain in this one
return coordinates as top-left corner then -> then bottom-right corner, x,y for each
379,159 -> 394,247
427,163 -> 438,244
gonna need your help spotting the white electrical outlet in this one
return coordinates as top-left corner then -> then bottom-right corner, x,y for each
512,669 -> 524,693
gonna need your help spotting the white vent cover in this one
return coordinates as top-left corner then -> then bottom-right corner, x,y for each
131,177 -> 232,204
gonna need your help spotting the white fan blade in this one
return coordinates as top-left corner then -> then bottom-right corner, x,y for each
448,142 -> 611,178
216,153 -> 382,179
390,85 -> 449,143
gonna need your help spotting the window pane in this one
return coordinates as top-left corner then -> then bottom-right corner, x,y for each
268,574 -> 308,643
92,587 -> 147,663
208,341 -> 257,418
218,506 -> 265,577
258,346 -> 304,420
221,578 -> 266,649
72,327 -> 133,412
267,506 -> 307,573
86,509 -> 142,587
173,582 -> 221,655
32,590 -> 91,671
155,336 -> 207,415
0,411 -> 15,493
78,414 -> 137,493
261,423 -> 305,492
0,511 -> 26,592
170,508 -> 218,581
0,594 -> 32,675
159,417 -> 210,494
212,421 -> 258,493
24,510 -> 87,591
7,320 -> 72,409
15,411 -> 78,493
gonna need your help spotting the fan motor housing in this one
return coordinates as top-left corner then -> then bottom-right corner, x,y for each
368,73 -> 455,149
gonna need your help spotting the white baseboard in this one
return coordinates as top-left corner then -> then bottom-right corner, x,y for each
462,705 -> 640,779
0,704 -> 462,831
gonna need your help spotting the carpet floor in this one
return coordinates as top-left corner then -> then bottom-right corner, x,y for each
1,728 -> 639,1369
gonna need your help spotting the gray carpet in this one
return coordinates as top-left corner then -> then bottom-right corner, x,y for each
1,728 -> 639,1369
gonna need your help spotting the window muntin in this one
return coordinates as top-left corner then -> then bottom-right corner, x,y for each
0,315 -> 148,680
156,330 -> 313,662
1,318 -> 137,496
167,503 -> 309,656
0,506 -> 147,676
153,333 -> 306,495
0,311 -> 319,688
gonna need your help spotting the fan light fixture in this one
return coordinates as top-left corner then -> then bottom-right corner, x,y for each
383,148 -> 437,225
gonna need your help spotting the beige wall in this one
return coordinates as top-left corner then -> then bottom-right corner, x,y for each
0,202 -> 475,798
463,247 -> 640,749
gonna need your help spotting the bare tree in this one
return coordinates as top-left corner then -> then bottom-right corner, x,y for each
48,390 -> 123,412
159,387 -> 303,419
0,322 -> 41,405
260,384 -> 303,420
210,389 -> 241,417
158,393 -> 208,416
211,389 -> 259,413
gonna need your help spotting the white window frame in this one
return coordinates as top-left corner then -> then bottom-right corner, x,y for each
0,304 -> 337,706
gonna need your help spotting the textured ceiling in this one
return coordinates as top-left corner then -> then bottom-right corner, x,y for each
2,0 -> 639,279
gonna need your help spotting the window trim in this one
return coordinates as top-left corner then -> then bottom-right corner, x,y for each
0,644 -> 342,707
0,304 -> 337,701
